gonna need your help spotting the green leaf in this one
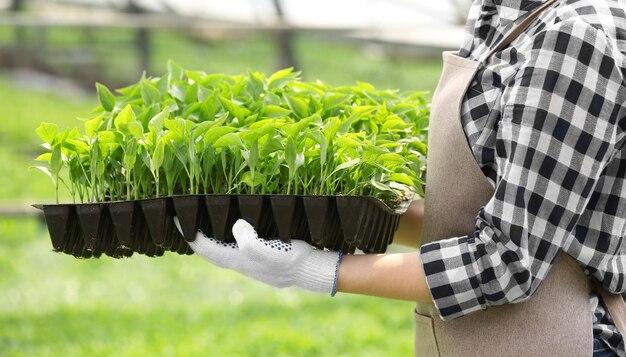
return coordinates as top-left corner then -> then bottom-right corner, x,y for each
260,137 -> 283,156
377,152 -> 408,165
323,117 -> 342,143
286,114 -> 318,137
173,141 -> 189,167
185,82 -> 199,104
249,118 -> 284,130
262,91 -> 282,106
323,93 -> 351,110
167,60 -> 184,83
409,141 -> 428,156
201,73 -> 233,88
141,82 -> 161,106
390,103 -> 416,115
370,179 -> 393,192
261,105 -> 291,118
162,98 -> 179,113
203,126 -> 238,145
330,158 -> 360,175
36,122 -> 58,144
192,121 -> 214,141
164,118 -> 186,139
114,105 -> 136,130
115,82 -> 140,97
382,117 -> 412,132
31,165 -> 54,182
96,82 -> 116,111
336,136 -> 363,148
388,173 -> 415,186
85,115 -> 103,139
184,70 -> 207,83
182,102 -> 202,119
308,96 -> 322,115
126,121 -> 144,139
169,82 -> 188,102
50,145 -> 63,176
339,106 -> 376,132
284,94 -> 308,119
97,131 -> 119,144
35,153 -> 52,162
63,138 -> 89,153
152,139 -> 165,171
113,106 -> 144,140
197,85 -> 212,102
241,171 -> 266,188
268,67 -> 298,90
246,70 -> 265,99
200,92 -> 221,121
219,95 -> 250,120
148,107 -> 169,134
213,132 -> 243,148
285,136 -> 297,167
123,138 -> 138,169
357,81 -> 376,92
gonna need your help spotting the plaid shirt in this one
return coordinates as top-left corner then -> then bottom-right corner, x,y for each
419,0 -> 626,354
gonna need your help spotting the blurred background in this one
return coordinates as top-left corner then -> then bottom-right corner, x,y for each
0,0 -> 469,355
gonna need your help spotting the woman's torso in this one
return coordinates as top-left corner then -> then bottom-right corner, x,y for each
458,0 -> 626,353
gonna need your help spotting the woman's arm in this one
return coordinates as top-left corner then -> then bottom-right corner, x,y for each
336,251 -> 432,302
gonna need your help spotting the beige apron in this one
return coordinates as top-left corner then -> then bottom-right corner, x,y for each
414,0 -> 612,355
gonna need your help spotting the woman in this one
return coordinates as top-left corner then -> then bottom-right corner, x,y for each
186,0 -> 626,355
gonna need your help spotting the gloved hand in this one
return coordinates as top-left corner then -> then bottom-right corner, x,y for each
186,219 -> 343,295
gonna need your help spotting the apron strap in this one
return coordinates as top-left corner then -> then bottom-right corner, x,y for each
480,0 -> 560,63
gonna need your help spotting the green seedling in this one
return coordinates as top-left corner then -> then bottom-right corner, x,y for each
35,62 -> 429,209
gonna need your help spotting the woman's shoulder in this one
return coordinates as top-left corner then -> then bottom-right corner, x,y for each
553,0 -> 626,47
508,0 -> 626,69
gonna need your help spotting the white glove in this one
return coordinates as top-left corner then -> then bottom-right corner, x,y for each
187,219 -> 343,295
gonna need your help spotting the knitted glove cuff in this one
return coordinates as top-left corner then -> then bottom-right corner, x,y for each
294,249 -> 342,294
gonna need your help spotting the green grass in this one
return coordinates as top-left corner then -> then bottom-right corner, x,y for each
0,29 -> 440,356
0,218 -> 416,356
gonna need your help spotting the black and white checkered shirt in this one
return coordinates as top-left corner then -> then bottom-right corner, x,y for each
419,0 -> 626,354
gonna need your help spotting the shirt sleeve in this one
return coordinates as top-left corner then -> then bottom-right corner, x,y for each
420,18 -> 626,321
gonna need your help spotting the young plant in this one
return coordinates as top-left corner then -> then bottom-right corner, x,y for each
35,63 -> 430,209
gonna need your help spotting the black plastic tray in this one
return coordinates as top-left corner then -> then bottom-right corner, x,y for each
34,194 -> 407,258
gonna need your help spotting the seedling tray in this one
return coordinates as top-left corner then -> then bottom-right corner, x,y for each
35,194 -> 408,258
